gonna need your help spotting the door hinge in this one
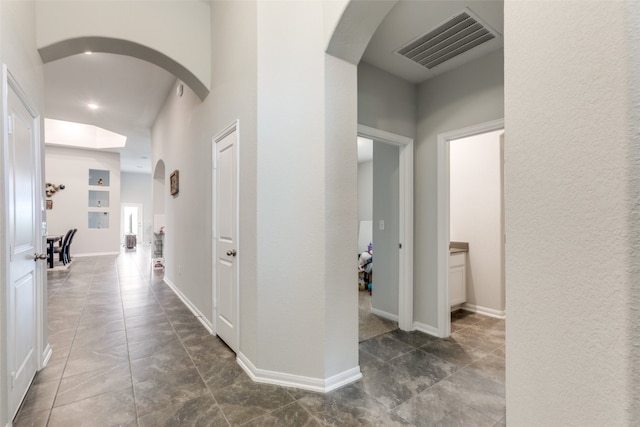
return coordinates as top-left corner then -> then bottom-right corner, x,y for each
10,371 -> 15,389
399,243 -> 403,249
7,115 -> 13,135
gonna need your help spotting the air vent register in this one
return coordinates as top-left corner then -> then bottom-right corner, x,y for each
396,9 -> 499,70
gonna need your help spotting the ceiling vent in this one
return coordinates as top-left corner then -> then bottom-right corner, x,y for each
396,9 -> 499,70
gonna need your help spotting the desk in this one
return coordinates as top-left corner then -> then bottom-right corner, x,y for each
46,236 -> 61,268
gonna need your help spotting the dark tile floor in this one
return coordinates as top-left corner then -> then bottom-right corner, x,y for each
13,248 -> 505,426
358,291 -> 398,342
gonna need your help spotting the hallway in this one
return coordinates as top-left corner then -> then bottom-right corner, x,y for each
14,249 -> 505,426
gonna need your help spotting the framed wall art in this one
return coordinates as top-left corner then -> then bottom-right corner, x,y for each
170,170 -> 179,195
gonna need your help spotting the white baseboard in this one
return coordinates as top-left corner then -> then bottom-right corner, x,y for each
461,303 -> 506,319
74,251 -> 120,257
413,321 -> 443,338
162,277 -> 214,334
41,344 -> 52,369
370,307 -> 399,322
237,352 -> 362,394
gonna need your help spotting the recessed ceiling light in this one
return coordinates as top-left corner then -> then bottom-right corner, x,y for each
84,51 -> 93,55
87,103 -> 99,110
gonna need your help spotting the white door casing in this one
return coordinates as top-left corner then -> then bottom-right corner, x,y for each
4,67 -> 45,419
121,203 -> 144,244
357,125 -> 414,331
213,122 -> 239,352
437,118 -> 505,337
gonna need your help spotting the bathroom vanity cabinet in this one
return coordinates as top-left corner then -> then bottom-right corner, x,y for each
449,243 -> 468,309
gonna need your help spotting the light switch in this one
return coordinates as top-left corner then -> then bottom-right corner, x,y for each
379,220 -> 385,230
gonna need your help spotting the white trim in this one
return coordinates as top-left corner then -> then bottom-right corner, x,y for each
370,307 -> 399,322
41,344 -> 53,368
461,303 -> 506,319
357,124 -> 414,331
237,352 -> 362,394
163,277 -> 214,334
120,202 -> 144,245
212,120 -> 240,351
436,118 -> 505,338
413,321 -> 443,338
358,124 -> 413,146
74,251 -> 120,257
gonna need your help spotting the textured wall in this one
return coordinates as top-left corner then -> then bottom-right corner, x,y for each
358,61 -> 417,139
416,49 -> 504,327
505,1 -> 636,424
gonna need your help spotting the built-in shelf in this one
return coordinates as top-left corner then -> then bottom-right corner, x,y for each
88,190 -> 109,208
88,169 -> 111,228
89,169 -> 110,187
88,211 -> 110,229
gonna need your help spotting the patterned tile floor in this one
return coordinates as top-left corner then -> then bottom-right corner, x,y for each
13,247 -> 505,426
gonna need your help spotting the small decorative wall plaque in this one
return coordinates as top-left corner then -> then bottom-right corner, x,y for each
170,170 -> 179,196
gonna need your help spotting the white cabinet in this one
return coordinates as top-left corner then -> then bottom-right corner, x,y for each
449,252 -> 467,309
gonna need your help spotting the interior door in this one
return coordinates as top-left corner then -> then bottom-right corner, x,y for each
6,73 -> 42,418
214,125 -> 238,352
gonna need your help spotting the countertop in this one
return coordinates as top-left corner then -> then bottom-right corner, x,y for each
449,241 -> 469,254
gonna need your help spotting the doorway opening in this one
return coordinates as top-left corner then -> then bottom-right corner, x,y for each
437,119 -> 505,337
121,203 -> 143,248
357,125 -> 414,341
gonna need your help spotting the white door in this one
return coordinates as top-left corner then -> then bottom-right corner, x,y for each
6,72 -> 43,418
214,124 -> 239,352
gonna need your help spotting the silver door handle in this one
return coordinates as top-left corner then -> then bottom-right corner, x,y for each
226,249 -> 237,257
33,253 -> 47,261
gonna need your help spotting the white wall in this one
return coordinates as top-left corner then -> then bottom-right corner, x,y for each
152,1 -> 360,387
0,1 -> 46,424
505,1 -> 637,424
357,160 -> 372,222
151,0 -> 260,365
45,146 -> 121,256
416,49 -> 504,328
256,0 -> 357,380
36,1 -> 211,97
372,142 -> 399,318
357,53 -> 504,330
357,62 -> 414,322
358,61 -> 416,139
450,130 -> 504,313
121,172 -> 152,244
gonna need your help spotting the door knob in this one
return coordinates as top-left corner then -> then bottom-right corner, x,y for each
33,253 -> 47,261
226,249 -> 237,257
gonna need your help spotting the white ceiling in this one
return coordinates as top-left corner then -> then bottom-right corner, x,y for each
44,53 -> 175,174
42,1 -> 502,174
362,0 -> 504,84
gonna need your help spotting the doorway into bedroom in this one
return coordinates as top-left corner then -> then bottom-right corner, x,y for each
357,136 -> 400,341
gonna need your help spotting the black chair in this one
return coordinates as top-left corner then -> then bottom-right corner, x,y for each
65,229 -> 78,264
55,228 -> 76,265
